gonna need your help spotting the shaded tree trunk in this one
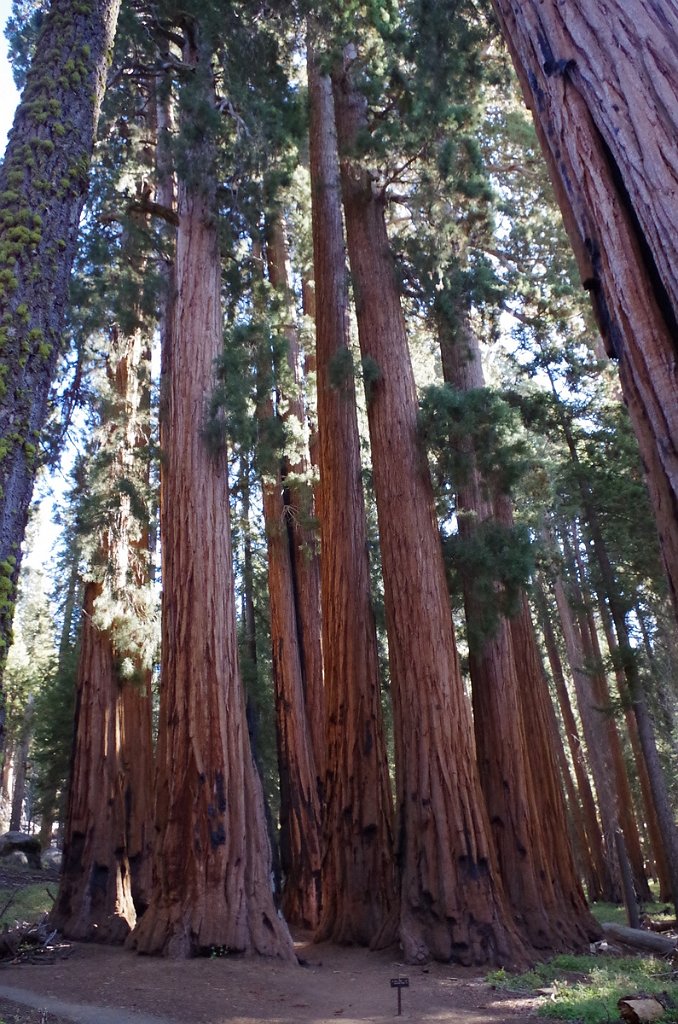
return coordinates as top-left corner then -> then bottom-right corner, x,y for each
255,233 -> 321,930
308,45 -> 396,948
491,0 -> 678,617
0,0 -> 121,692
332,47 -> 524,966
265,213 -> 325,784
534,580 -> 608,901
51,584 -> 137,941
439,319 -> 595,950
52,281 -> 154,941
128,35 -> 293,960
552,572 -> 626,903
9,695 -> 33,833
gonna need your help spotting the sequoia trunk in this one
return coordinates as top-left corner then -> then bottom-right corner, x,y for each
491,0 -> 678,616
128,37 -> 293,959
439,320 -> 594,950
308,47 -> 396,947
333,49 -> 524,965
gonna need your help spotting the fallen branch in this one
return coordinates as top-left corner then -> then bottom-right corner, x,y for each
601,922 -> 678,955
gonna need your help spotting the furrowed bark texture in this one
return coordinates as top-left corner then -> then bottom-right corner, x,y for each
52,308 -> 154,940
308,50 -> 396,948
332,52 -> 524,967
0,0 -> 120,686
265,214 -> 326,783
51,583 -> 138,943
261,459 -> 321,929
491,0 -> 678,615
439,324 -> 595,951
129,42 -> 293,959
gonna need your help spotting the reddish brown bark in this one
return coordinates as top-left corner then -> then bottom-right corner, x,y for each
308,47 -> 396,948
491,0 -> 678,617
52,282 -> 154,942
254,231 -> 321,929
265,215 -> 325,783
128,39 -> 293,960
51,583 -> 137,942
332,49 -> 524,966
260,456 -> 322,929
439,323 -> 594,950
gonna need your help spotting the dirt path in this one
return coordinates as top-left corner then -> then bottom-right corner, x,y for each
0,933 -> 539,1024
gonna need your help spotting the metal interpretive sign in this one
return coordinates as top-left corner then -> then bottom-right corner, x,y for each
390,977 -> 409,1015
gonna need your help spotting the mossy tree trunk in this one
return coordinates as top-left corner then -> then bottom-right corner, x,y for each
0,0 -> 121,698
308,45 -> 396,948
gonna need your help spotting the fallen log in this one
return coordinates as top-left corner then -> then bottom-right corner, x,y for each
602,922 -> 677,955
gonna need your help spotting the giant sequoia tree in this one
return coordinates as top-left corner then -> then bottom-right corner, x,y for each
0,0 -> 121,689
332,44 -> 524,965
128,19 -> 293,959
490,0 -> 678,618
308,45 -> 396,947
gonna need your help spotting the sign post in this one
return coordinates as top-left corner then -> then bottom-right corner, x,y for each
390,977 -> 409,1016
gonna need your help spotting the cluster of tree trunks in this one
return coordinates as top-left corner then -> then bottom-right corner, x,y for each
2,0 -> 678,969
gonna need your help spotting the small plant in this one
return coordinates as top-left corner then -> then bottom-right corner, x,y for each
488,954 -> 678,1024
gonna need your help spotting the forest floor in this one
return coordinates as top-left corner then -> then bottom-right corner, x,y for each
0,924 -> 543,1024
0,861 -> 534,1023
0,864 -> 674,1024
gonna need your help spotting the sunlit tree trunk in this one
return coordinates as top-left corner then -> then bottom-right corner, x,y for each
308,45 -> 396,947
491,0 -> 678,616
128,35 -> 293,960
552,573 -> 626,903
597,598 -> 672,901
9,695 -> 33,832
332,47 -> 524,965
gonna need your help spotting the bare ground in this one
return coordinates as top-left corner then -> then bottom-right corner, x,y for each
0,930 -> 541,1024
